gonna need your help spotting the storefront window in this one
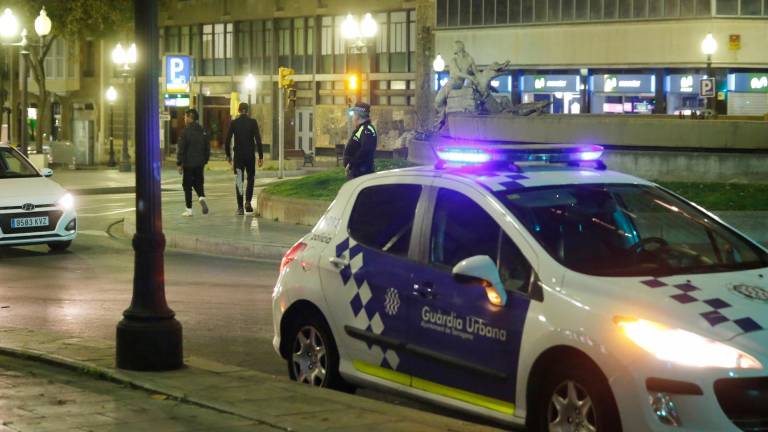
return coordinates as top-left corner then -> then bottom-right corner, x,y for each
548,0 -> 562,20
716,0 -> 738,14
575,0 -> 589,18
740,0 -> 762,14
561,0 -> 574,19
631,0 -> 646,18
680,0 -> 696,15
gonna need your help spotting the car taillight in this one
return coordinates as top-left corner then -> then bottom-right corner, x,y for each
280,241 -> 307,273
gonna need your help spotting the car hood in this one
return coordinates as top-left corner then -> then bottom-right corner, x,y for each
0,177 -> 67,206
566,268 -> 768,341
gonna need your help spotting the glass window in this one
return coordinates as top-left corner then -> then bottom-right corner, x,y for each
741,0 -> 762,14
499,184 -> 768,277
696,0 -> 711,15
294,18 -> 305,56
497,0 -> 510,22
535,0 -> 548,20
590,0 -> 603,19
648,0 -> 664,15
166,26 -> 179,53
0,148 -> 38,178
448,0 -> 460,26
472,0 -> 484,24
430,189 -> 532,293
180,26 -> 190,53
510,0 -> 523,21
523,0 -> 535,21
562,0 -> 575,19
202,24 -> 213,59
680,0 -> 695,15
605,0 -> 618,17
348,184 -> 422,257
549,0 -> 562,20
437,0 -> 448,26
631,0 -> 646,17
716,0 -> 738,13
460,0 -> 472,25
665,0 -> 679,15
484,0 -> 496,23
575,0 -> 589,18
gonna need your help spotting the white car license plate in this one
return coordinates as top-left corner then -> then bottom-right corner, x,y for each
11,216 -> 49,229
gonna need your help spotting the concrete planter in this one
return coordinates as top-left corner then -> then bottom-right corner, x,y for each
256,191 -> 330,226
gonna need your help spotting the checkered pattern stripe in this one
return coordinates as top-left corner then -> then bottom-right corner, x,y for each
641,278 -> 764,333
335,237 -> 400,370
476,173 -> 530,192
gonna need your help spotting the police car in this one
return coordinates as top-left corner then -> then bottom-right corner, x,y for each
272,144 -> 767,432
0,143 -> 76,251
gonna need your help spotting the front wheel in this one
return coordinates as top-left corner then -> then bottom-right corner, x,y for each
47,241 -> 72,252
530,358 -> 622,432
286,314 -> 354,392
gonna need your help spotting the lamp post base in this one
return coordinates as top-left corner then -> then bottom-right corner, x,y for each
116,316 -> 183,371
119,160 -> 132,172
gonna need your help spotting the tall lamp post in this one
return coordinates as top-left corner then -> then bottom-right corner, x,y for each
340,13 -> 377,134
244,73 -> 256,107
112,42 -> 136,172
701,33 -> 717,115
0,9 -> 19,148
105,86 -> 117,167
116,0 -> 183,371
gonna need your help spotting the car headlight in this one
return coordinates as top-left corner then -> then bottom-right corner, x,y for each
58,193 -> 74,210
615,316 -> 762,369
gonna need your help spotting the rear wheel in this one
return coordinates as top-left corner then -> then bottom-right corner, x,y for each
529,358 -> 621,432
47,241 -> 71,252
286,314 -> 354,392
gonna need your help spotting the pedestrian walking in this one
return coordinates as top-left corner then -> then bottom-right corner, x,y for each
343,102 -> 377,180
176,108 -> 210,217
225,102 -> 263,215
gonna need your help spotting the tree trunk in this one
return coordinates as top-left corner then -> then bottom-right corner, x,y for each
28,36 -> 56,154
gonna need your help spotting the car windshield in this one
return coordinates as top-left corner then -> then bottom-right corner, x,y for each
498,184 -> 768,277
0,147 -> 39,179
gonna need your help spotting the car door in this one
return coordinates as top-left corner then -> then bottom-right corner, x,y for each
407,186 -> 535,413
318,181 -> 429,379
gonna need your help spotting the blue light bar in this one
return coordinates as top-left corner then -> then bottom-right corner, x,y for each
436,148 -> 492,164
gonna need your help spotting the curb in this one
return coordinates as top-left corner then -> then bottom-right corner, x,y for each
256,191 -> 330,226
123,217 -> 290,261
0,345 -> 289,431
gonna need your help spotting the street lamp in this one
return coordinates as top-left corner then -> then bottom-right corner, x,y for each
0,9 -> 19,39
341,12 -> 378,53
433,54 -> 446,72
105,86 -> 117,167
244,73 -> 256,107
112,42 -> 137,172
701,33 -> 717,115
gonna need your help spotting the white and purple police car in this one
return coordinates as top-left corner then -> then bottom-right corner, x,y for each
272,144 -> 767,432
0,143 -> 76,251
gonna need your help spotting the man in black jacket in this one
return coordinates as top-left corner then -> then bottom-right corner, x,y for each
343,102 -> 377,179
225,102 -> 263,215
176,108 -> 210,216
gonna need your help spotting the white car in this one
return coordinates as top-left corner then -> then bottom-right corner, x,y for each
0,143 -> 76,251
272,145 -> 767,432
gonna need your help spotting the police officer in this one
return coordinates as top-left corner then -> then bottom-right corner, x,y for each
343,102 -> 377,179
225,102 -> 264,215
176,108 -> 210,217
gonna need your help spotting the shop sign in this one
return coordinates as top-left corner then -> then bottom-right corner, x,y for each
680,75 -> 694,92
728,73 -> 768,93
164,93 -> 191,107
667,74 -> 706,93
729,34 -> 741,51
165,55 -> 192,93
700,78 -> 715,98
594,74 -> 655,93
522,75 -> 579,93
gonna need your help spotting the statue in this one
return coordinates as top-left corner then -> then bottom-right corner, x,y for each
433,41 -> 478,130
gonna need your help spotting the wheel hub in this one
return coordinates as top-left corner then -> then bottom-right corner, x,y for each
548,380 -> 597,432
291,325 -> 327,386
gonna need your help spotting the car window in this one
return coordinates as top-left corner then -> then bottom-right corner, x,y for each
430,188 -> 531,294
348,184 -> 421,257
0,148 -> 38,179
499,184 -> 768,277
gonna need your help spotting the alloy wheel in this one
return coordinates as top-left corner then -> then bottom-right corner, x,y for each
547,379 -> 598,432
291,325 -> 328,386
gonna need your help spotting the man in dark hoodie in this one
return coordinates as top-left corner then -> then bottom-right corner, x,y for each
225,102 -> 263,215
176,108 -> 210,216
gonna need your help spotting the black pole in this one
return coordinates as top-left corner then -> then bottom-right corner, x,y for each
20,49 -> 27,156
706,54 -> 714,116
119,70 -> 132,172
116,0 -> 183,371
108,104 -> 116,167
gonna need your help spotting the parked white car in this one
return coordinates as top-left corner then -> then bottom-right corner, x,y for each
272,145 -> 767,432
0,143 -> 76,251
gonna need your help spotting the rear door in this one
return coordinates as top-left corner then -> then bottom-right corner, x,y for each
407,185 -> 536,414
318,179 -> 430,379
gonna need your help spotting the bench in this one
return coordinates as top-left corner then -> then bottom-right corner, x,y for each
284,149 -> 315,167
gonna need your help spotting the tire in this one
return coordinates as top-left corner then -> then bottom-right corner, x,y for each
529,357 -> 622,432
47,241 -> 72,252
286,313 -> 354,393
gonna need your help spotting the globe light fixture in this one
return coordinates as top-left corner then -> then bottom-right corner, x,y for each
341,13 -> 360,40
112,43 -> 126,65
34,6 -> 52,37
433,54 -> 446,72
360,13 -> 378,39
0,8 -> 19,40
244,73 -> 256,91
106,86 -> 118,102
126,43 -> 137,64
701,33 -> 717,56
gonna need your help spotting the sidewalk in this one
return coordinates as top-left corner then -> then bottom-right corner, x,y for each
0,326 -> 501,432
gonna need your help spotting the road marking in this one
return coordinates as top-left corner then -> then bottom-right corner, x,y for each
77,230 -> 110,237
78,208 -> 135,217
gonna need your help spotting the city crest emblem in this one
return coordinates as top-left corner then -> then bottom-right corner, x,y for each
730,284 -> 768,303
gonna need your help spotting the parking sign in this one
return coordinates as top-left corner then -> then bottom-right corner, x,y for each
700,77 -> 716,98
165,55 -> 191,93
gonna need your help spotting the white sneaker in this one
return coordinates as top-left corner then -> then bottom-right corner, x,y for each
199,197 -> 209,215
182,208 -> 193,217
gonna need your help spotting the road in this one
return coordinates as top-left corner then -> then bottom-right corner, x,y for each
0,178 -> 496,428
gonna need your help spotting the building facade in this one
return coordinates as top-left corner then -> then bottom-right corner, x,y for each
434,0 -> 768,116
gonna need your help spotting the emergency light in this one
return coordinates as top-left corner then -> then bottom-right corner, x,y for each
434,143 -> 606,170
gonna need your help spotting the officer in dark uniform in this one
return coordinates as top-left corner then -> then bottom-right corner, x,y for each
343,102 -> 377,179
176,108 -> 210,216
225,102 -> 263,215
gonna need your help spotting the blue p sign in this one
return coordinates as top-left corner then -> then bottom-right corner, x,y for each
166,55 -> 191,93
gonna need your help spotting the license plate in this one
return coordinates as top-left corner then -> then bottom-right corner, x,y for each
11,216 -> 49,229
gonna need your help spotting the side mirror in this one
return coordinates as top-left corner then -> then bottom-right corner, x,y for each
41,168 -> 53,177
452,255 -> 508,306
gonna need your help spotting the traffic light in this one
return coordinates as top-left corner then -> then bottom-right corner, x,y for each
346,73 -> 359,91
278,67 -> 295,89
